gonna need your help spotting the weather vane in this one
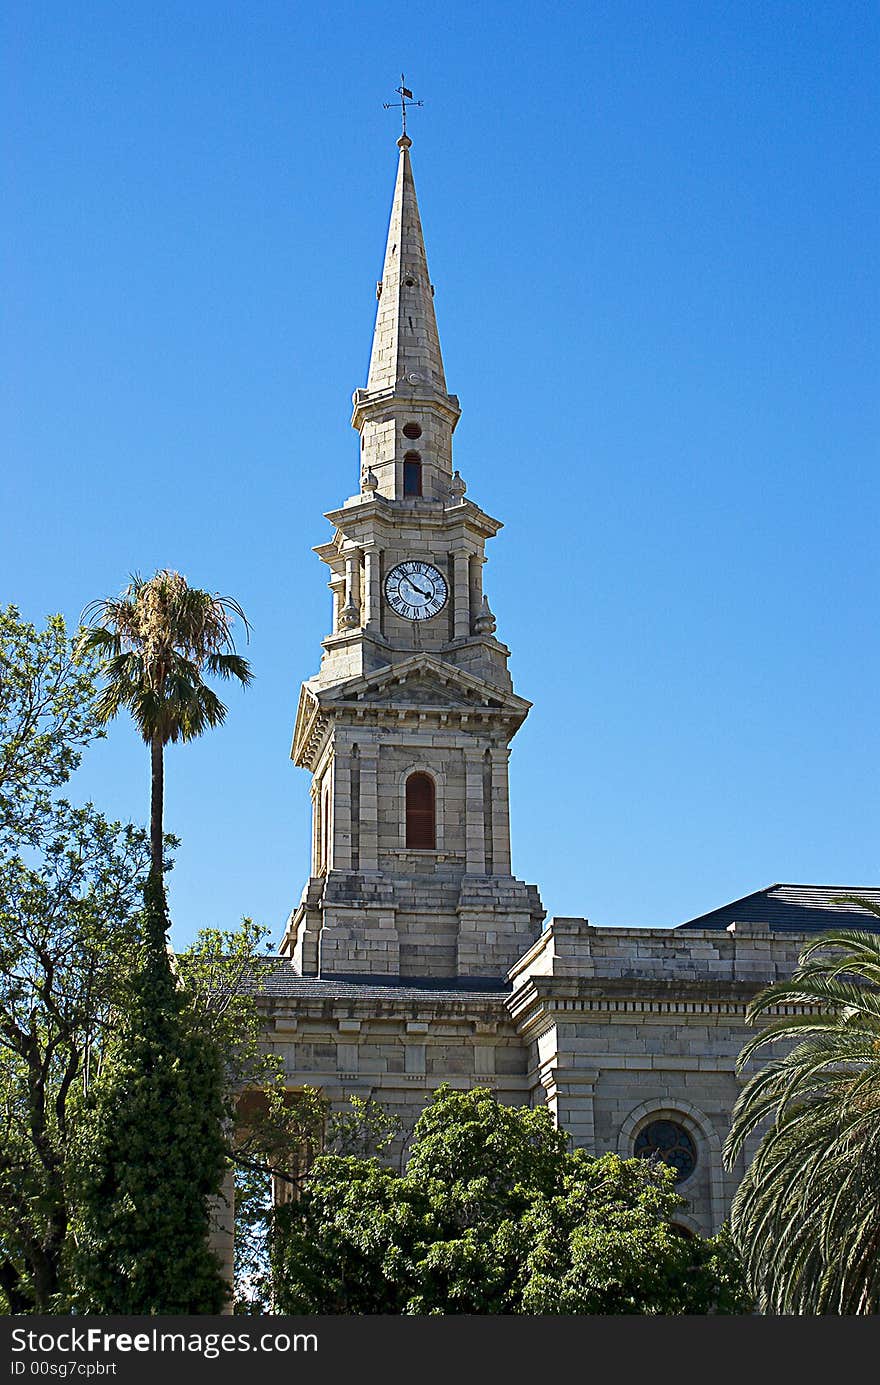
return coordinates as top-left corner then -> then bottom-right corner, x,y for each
383,74 -> 423,138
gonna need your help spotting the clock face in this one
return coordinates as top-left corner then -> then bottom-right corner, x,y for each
384,560 -> 448,621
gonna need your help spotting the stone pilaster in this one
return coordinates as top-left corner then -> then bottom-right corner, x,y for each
358,743 -> 379,871
489,746 -> 512,875
339,550 -> 360,628
452,548 -> 471,640
362,543 -> 380,629
538,1058 -> 598,1152
463,747 -> 485,874
310,782 -> 320,874
331,743 -> 352,871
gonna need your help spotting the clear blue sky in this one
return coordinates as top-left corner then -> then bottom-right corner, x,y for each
3,1 -> 878,948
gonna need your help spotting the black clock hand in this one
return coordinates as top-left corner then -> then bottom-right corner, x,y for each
402,579 -> 431,599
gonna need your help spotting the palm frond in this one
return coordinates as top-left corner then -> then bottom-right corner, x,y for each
725,925 -> 880,1313
81,570 -> 252,748
202,651 -> 253,685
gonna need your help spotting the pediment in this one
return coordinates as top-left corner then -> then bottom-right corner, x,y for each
341,672 -> 483,710
316,655 -> 531,720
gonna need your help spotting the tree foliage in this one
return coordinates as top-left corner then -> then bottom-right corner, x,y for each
80,571 -> 252,749
0,606 -> 100,848
172,921 -> 330,1313
725,915 -> 880,1314
65,574 -> 262,1310
79,570 -> 252,876
0,607 -> 267,1314
0,801 -> 150,1312
0,609 -> 151,1311
272,1086 -> 750,1315
71,875 -> 230,1314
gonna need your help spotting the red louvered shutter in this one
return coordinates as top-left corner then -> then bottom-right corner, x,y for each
406,772 -> 435,848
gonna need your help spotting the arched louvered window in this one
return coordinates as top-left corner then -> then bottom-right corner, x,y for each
403,452 -> 422,496
405,772 -> 435,849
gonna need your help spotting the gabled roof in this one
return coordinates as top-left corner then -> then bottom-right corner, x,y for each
678,883 -> 880,934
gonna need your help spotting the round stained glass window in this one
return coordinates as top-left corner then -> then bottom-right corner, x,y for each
633,1119 -> 697,1182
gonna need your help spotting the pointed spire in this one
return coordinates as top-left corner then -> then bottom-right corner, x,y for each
352,135 -> 460,502
367,135 -> 447,394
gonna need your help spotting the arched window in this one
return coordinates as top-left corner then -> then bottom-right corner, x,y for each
405,772 -> 435,848
633,1119 -> 697,1182
403,452 -> 422,496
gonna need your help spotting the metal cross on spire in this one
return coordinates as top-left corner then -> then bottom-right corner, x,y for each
383,74 -> 423,138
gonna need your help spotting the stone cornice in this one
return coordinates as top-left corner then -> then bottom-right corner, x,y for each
508,975 -> 763,1032
271,1071 -> 530,1094
350,383 -> 462,432
322,496 -> 503,542
319,630 -> 391,657
335,707 -> 524,738
507,974 -> 822,1040
259,994 -> 512,1026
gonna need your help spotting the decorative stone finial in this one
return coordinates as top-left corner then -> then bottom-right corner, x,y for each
338,600 -> 360,630
472,595 -> 497,636
449,470 -> 467,503
361,465 -> 379,495
398,133 -> 412,150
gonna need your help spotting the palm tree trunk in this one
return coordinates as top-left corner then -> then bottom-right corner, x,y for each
150,734 -> 164,880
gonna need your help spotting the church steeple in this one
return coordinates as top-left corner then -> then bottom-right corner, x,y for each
352,135 -> 461,502
282,125 -> 545,981
366,134 -> 447,395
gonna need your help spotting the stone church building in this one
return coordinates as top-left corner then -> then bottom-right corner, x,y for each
237,131 -> 878,1255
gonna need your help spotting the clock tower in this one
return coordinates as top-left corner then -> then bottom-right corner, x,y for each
280,132 -> 544,982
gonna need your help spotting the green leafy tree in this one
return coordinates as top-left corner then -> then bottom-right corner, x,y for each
229,1090 -> 330,1317
72,875 -> 230,1313
0,609 -> 152,1312
518,1154 -> 746,1315
272,1086 -> 749,1315
0,605 -> 271,1314
71,571 -> 256,1310
175,924 -> 399,1315
724,913 -> 880,1314
233,1094 -> 402,1314
0,605 -> 99,849
79,571 -> 252,878
173,921 -> 329,1314
73,907 -> 330,1315
0,803 -> 150,1312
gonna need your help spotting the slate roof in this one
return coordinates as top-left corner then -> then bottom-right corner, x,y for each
253,960 -> 510,1002
678,883 -> 880,934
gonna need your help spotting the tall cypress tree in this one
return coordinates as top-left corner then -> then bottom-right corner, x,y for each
73,874 -> 229,1313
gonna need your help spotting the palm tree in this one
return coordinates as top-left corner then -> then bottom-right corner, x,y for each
724,906 -> 880,1314
80,570 -> 252,882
